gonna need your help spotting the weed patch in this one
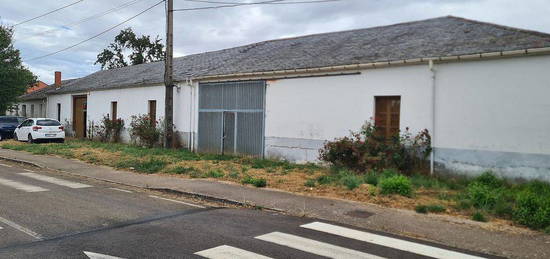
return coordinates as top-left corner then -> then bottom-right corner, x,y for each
379,175 -> 413,197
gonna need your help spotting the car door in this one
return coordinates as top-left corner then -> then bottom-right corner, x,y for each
17,120 -> 32,140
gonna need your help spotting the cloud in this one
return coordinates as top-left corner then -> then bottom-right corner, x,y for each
2,0 -> 549,84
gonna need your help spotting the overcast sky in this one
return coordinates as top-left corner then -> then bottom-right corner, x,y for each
1,0 -> 549,84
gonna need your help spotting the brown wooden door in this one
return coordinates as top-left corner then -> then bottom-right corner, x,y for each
375,96 -> 401,139
73,96 -> 87,138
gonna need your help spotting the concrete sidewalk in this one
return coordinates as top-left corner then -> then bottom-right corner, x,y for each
0,148 -> 548,258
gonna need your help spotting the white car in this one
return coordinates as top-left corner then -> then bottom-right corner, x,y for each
14,118 -> 65,143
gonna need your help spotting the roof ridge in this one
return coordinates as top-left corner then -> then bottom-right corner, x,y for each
446,15 -> 550,38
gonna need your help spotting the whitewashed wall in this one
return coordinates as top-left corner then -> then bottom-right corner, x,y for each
433,55 -> 550,181
264,55 -> 550,181
10,100 -> 47,118
264,65 -> 433,162
46,83 -> 194,146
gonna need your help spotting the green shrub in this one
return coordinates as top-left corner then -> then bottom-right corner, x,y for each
318,121 -> 431,172
206,170 -> 225,178
168,166 -> 196,174
474,172 -> 504,188
337,170 -> 363,190
134,158 -> 167,173
415,204 -> 446,214
467,182 -> 502,210
316,174 -> 336,185
242,176 -> 267,188
379,175 -> 413,197
304,179 -> 316,187
472,211 -> 487,222
415,205 -> 428,214
128,114 -> 161,147
364,172 -> 378,186
426,204 -> 446,213
513,189 -> 550,229
228,171 -> 240,179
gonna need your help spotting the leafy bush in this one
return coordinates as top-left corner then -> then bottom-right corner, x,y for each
466,172 -> 506,210
304,179 -> 316,187
474,171 -> 504,188
318,121 -> 431,172
128,114 -> 161,147
242,176 -> 267,188
513,186 -> 550,230
472,211 -> 487,222
316,174 -> 336,185
379,175 -> 413,197
364,172 -> 378,186
467,182 -> 502,209
93,114 -> 124,143
206,170 -> 225,178
339,173 -> 363,190
415,205 -> 428,214
168,165 -> 196,174
415,204 -> 446,214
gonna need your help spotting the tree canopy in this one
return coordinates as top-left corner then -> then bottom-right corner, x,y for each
95,28 -> 165,70
0,25 -> 36,115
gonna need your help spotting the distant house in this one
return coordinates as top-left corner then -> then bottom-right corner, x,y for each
8,72 -> 76,119
26,80 -> 48,94
20,16 -> 550,182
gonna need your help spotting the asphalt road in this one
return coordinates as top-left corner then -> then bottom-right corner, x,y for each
0,160 -> 496,258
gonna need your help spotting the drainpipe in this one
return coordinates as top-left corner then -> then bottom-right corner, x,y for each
429,60 -> 436,175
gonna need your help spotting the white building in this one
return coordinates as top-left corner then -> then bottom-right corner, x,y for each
24,16 -> 550,182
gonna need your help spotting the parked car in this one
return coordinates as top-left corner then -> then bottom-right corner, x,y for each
14,118 -> 65,143
0,116 -> 26,141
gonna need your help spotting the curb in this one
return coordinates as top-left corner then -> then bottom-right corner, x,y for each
0,156 -> 45,168
0,154 -> 284,213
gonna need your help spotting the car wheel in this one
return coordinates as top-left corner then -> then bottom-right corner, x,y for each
13,133 -> 18,141
0,134 -> 3,141
28,134 -> 34,144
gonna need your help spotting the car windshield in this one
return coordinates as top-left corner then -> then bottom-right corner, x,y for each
0,117 -> 19,123
36,120 -> 61,126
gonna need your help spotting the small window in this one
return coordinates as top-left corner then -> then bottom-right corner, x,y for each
22,105 -> 27,117
111,101 -> 118,121
148,100 -> 157,124
39,104 -> 43,117
30,104 -> 35,117
375,96 -> 401,139
57,103 -> 61,121
36,120 -> 61,126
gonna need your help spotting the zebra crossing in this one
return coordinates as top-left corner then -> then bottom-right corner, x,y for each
0,171 -> 92,193
195,221 -> 487,259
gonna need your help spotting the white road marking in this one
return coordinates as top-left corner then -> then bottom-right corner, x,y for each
109,187 -> 132,193
149,195 -> 205,208
195,245 -> 273,259
22,169 -> 34,172
0,216 -> 43,240
83,251 -> 125,259
0,177 -> 49,192
255,232 -> 385,259
301,222 -> 486,259
19,172 -> 92,189
0,163 -> 12,168
0,226 -> 3,230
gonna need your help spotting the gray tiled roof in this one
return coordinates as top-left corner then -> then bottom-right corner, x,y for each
53,16 -> 550,94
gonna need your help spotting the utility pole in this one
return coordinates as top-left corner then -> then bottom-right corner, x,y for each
164,0 -> 174,148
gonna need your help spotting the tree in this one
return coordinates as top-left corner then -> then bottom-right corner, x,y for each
95,28 -> 165,69
0,25 -> 36,115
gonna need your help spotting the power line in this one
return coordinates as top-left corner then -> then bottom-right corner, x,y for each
24,0 -> 165,62
173,0 -> 340,11
29,0 -> 148,38
14,0 -> 85,27
184,0 -> 339,4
